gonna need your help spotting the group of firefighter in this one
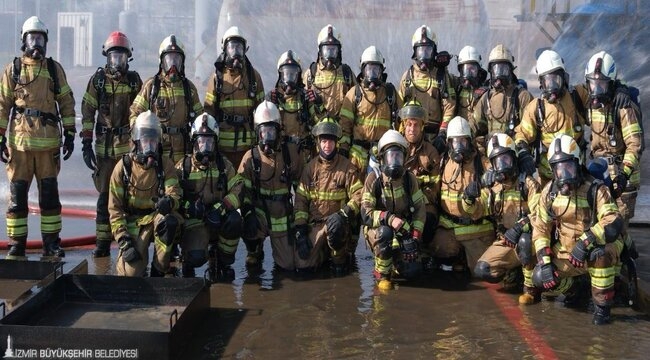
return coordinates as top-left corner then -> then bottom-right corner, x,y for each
0,16 -> 643,325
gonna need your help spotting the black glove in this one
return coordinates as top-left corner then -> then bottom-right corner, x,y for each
517,148 -> 536,176
463,180 -> 481,204
62,130 -> 75,160
306,89 -> 323,106
613,82 -> 633,109
155,195 -> 173,216
81,138 -> 96,170
295,225 -> 311,260
206,202 -> 226,229
0,133 -> 8,163
338,147 -> 349,158
400,235 -> 419,263
432,130 -> 447,154
503,223 -> 524,248
589,245 -> 606,262
535,247 -> 559,290
185,198 -> 205,219
569,231 -> 596,268
325,208 -> 348,250
481,169 -> 497,187
118,235 -> 140,263
613,170 -> 628,198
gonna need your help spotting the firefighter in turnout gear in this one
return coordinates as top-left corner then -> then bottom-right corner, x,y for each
361,130 -> 426,291
294,118 -> 363,274
238,101 -> 303,271
474,133 -> 541,301
514,49 -> 586,185
433,116 -> 494,284
532,134 -> 623,325
473,44 -> 533,168
205,26 -> 265,168
340,45 -> 402,178
1,16 -> 76,260
268,50 -> 323,164
176,113 -> 244,282
81,31 -> 143,258
109,111 -> 183,277
398,100 -> 441,270
129,34 -> 203,164
454,45 -> 488,130
398,25 -> 456,153
303,24 -> 356,122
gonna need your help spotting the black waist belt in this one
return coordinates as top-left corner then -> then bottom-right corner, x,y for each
162,125 -> 188,135
15,107 -> 59,125
424,124 -> 440,135
222,114 -> 250,126
259,193 -> 291,202
352,139 -> 375,150
97,125 -> 130,135
442,212 -> 485,226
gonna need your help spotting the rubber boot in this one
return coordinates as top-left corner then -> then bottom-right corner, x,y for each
216,265 -> 235,282
6,238 -> 27,260
244,240 -> 264,267
502,266 -> 524,293
92,240 -> 111,258
150,262 -> 165,277
518,286 -> 541,305
592,304 -> 611,325
373,269 -> 393,292
42,234 -> 65,258
563,275 -> 590,308
181,263 -> 196,278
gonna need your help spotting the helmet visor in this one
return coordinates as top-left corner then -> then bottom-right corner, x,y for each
258,124 -> 278,144
363,63 -> 383,81
25,32 -> 46,48
587,77 -> 610,97
107,51 -> 129,71
490,62 -> 511,79
162,52 -> 183,72
320,44 -> 339,61
226,40 -> 245,59
384,147 -> 405,168
460,63 -> 479,79
541,73 -> 564,93
280,65 -> 300,86
552,160 -> 579,185
415,45 -> 434,62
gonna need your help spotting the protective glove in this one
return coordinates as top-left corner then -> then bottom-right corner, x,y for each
589,245 -> 606,262
613,82 -> 632,109
62,130 -> 75,160
81,138 -> 96,170
535,247 -> 559,290
184,198 -> 205,219
517,148 -> 536,176
268,89 -> 282,104
569,231 -> 596,268
613,170 -> 628,198
400,235 -> 419,263
503,223 -> 524,248
481,169 -> 497,187
306,89 -> 323,106
118,235 -> 140,263
432,130 -> 447,154
155,195 -> 173,216
206,201 -> 227,229
463,180 -> 481,204
295,224 -> 311,260
325,207 -> 349,250
0,133 -> 8,163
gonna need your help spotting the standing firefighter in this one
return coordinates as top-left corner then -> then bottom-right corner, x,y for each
177,113 -> 244,281
129,34 -> 203,163
238,101 -> 303,271
205,26 -> 265,168
303,24 -> 356,122
398,25 -> 456,154
109,111 -> 183,277
0,16 -> 76,260
294,118 -> 363,274
454,45 -> 488,129
532,134 -> 623,325
81,31 -> 142,258
361,130 -> 426,291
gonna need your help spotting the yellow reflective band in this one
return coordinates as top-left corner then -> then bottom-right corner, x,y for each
259,187 -> 290,196
555,277 -> 573,293
224,193 -> 240,210
83,93 -> 98,108
296,184 -> 310,199
356,117 -> 391,128
295,211 -> 308,222
154,237 -> 171,253
534,237 -> 551,252
41,214 -> 62,233
588,266 -> 616,289
313,73 -> 346,85
6,217 -> 28,237
164,177 -> 178,187
8,134 -> 60,149
220,98 -> 255,108
375,257 -> 393,273
96,143 -> 130,157
339,108 -> 354,120
280,98 -> 303,112
349,180 -> 363,194
188,168 -> 222,180
597,203 -> 618,220
311,189 -> 347,201
622,123 -> 641,138
269,215 -> 290,233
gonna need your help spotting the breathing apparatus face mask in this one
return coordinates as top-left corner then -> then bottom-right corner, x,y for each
24,32 -> 46,59
586,75 -> 612,109
193,135 -> 216,166
107,50 -> 129,76
319,44 -> 339,70
449,136 -> 471,163
135,133 -> 159,169
363,63 -> 383,90
460,63 -> 480,89
490,62 -> 511,90
225,40 -> 245,69
491,151 -> 517,182
162,52 -> 183,81
414,45 -> 434,70
552,159 -> 580,195
540,71 -> 565,103
257,124 -> 279,155
382,147 -> 405,179
279,65 -> 300,94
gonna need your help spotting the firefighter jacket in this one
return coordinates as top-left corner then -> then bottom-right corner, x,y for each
456,86 -> 487,129
204,65 -> 264,153
533,177 -> 622,256
108,154 -> 182,242
238,143 -> 303,235
294,152 -> 363,226
303,60 -> 356,119
81,69 -> 142,159
361,170 -> 426,234
472,84 -> 533,140
438,154 -> 494,240
130,75 -> 203,161
275,89 -> 321,149
0,56 -> 76,151
488,175 -> 540,238
515,90 -> 586,180
175,154 -> 244,229
404,139 -> 441,214
398,65 -> 456,133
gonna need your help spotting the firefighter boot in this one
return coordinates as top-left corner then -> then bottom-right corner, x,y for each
373,270 -> 393,292
244,239 -> 264,267
592,304 -> 611,325
92,240 -> 111,258
519,286 -> 541,305
181,262 -> 196,278
5,237 -> 27,260
150,262 -> 165,277
42,234 -> 65,258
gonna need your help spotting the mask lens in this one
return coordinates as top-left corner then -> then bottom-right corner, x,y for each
491,62 -> 511,78
139,135 -> 158,155
553,160 -> 578,185
588,77 -> 610,97
25,32 -> 45,48
492,152 -> 515,174
415,45 -> 434,62
226,40 -> 244,58
543,73 -> 563,92
196,135 -> 215,153
258,124 -> 277,144
450,137 -> 469,153
108,51 -> 128,70
461,63 -> 479,79
384,148 -> 404,167
364,63 -> 382,81
320,45 -> 339,61
280,65 -> 300,86
162,52 -> 182,72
